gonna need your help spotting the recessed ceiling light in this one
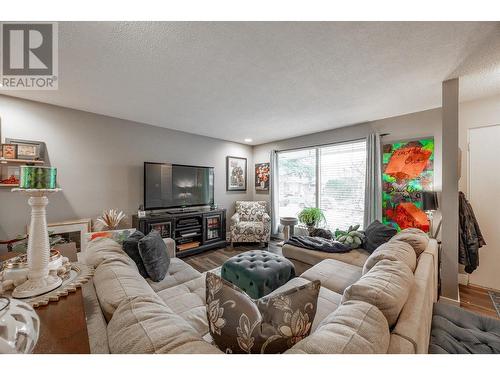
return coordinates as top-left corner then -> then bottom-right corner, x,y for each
244,138 -> 253,143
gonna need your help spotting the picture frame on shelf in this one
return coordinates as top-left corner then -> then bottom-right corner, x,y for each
5,139 -> 45,161
28,218 -> 92,253
1,144 -> 18,159
226,156 -> 247,191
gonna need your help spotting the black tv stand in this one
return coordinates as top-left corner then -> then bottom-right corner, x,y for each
165,208 -> 198,214
132,208 -> 227,258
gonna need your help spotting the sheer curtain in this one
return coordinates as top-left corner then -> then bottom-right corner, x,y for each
363,133 -> 382,228
270,150 -> 280,235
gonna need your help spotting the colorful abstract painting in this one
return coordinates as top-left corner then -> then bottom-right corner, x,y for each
382,138 -> 434,232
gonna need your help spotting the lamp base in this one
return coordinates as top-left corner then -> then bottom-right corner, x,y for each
12,274 -> 62,299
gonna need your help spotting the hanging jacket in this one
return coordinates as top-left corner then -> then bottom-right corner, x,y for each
459,191 -> 486,274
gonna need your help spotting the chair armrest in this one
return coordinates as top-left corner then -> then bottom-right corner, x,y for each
163,238 -> 176,258
262,213 -> 271,224
231,212 -> 241,225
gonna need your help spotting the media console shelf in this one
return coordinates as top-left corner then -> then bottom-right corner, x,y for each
132,208 -> 226,258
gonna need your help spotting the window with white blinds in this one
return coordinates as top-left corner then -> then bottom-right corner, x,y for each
277,139 -> 367,231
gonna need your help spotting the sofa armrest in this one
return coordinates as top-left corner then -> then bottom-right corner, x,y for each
163,238 -> 176,258
230,212 -> 241,226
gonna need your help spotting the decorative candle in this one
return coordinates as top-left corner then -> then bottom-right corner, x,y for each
19,166 -> 57,189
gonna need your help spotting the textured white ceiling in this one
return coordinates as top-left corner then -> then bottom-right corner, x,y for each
3,22 -> 500,145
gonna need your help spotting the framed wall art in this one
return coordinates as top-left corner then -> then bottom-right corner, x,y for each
255,163 -> 270,191
1,144 -> 18,159
382,137 -> 434,232
226,156 -> 247,191
6,139 -> 45,161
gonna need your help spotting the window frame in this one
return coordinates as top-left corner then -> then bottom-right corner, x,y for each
276,138 -> 367,229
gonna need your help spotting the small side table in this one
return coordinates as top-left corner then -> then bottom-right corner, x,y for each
278,217 -> 299,247
0,252 -> 90,354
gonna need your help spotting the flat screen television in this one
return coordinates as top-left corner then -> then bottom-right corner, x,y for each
144,162 -> 214,210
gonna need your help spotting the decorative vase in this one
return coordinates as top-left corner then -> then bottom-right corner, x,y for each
19,166 -> 57,189
307,225 -> 316,235
0,297 -> 40,353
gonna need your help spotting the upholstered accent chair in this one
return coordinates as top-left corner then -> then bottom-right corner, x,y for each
230,201 -> 271,246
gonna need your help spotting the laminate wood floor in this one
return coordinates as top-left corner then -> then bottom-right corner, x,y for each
459,284 -> 499,320
184,241 -> 282,273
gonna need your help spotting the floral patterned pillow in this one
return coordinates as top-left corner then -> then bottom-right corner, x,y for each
206,272 -> 320,354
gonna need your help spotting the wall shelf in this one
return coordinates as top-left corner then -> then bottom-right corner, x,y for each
0,158 -> 44,165
0,183 -> 19,188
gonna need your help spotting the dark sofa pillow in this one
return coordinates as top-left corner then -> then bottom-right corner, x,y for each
138,230 -> 170,282
363,220 -> 397,253
122,230 -> 148,277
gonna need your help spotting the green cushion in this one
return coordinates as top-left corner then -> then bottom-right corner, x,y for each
221,250 -> 295,299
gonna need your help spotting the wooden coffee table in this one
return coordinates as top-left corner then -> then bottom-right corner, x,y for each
1,252 -> 90,354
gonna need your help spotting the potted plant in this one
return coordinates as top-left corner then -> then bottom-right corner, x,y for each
298,207 -> 326,234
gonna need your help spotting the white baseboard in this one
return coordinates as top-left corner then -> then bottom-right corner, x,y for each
439,295 -> 461,307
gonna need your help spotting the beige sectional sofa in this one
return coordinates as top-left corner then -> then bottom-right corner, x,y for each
82,232 -> 438,354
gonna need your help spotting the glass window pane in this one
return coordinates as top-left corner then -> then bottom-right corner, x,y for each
319,140 -> 366,231
278,148 -> 316,219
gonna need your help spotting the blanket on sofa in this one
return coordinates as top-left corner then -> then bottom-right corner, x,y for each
285,235 -> 351,253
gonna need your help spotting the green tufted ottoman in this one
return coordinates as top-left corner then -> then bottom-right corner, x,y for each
221,250 -> 296,299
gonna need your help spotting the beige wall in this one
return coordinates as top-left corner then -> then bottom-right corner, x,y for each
0,95 -> 254,247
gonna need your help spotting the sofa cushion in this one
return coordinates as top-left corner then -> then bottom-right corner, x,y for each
362,240 -> 417,275
363,220 -> 397,253
282,243 -> 370,267
235,201 -> 267,221
342,259 -> 414,327
93,257 -> 157,322
391,228 -> 429,257
268,276 -> 342,333
138,231 -> 170,282
205,272 -> 320,354
285,300 -> 390,354
86,237 -> 136,269
157,276 -> 208,336
300,259 -> 362,294
147,258 -> 201,292
107,295 -> 222,354
122,230 -> 148,278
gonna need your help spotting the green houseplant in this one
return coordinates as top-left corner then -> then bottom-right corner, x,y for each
298,207 -> 326,234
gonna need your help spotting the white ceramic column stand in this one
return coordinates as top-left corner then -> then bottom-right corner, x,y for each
11,188 -> 63,298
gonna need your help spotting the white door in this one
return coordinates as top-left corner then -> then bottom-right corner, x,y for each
468,125 -> 500,291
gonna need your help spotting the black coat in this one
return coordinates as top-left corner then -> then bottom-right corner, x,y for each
459,191 -> 486,274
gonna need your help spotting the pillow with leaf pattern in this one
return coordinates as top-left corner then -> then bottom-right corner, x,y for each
205,272 -> 320,354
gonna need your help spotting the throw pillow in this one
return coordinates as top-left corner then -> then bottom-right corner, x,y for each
391,228 -> 429,257
342,259 -> 414,327
362,240 -> 417,275
138,231 -> 170,282
122,230 -> 148,278
205,272 -> 320,354
309,228 -> 333,240
363,220 -> 397,253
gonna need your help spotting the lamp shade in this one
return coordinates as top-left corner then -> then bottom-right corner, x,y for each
422,191 -> 438,211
